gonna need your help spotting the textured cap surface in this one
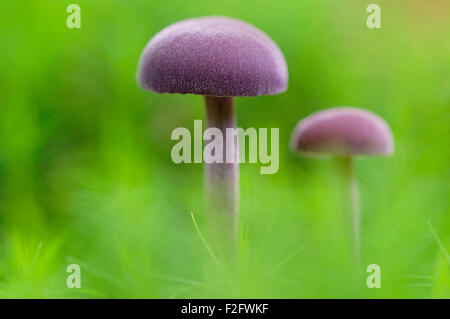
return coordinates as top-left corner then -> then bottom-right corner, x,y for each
290,107 -> 394,157
137,16 -> 288,97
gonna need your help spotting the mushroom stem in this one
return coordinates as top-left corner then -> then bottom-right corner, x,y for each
335,156 -> 361,267
204,96 -> 239,258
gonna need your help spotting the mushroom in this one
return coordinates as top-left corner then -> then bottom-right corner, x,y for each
137,16 -> 288,257
290,107 -> 393,265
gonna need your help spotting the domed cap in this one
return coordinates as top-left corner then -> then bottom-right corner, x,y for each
137,16 -> 288,97
290,107 -> 394,157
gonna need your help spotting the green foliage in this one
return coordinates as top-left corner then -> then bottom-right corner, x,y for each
0,0 -> 448,298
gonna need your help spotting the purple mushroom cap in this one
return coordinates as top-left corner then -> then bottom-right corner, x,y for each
137,16 -> 288,97
290,107 -> 394,157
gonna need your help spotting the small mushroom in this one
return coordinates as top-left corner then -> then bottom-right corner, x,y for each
137,16 -> 288,256
290,107 -> 394,265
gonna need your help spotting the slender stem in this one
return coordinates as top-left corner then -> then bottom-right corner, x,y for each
204,96 -> 238,259
335,156 -> 361,267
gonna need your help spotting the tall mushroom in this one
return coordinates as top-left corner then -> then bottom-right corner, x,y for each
137,16 -> 288,257
290,107 -> 393,265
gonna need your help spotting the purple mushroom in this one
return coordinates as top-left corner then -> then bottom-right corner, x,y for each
137,16 -> 288,256
290,107 -> 394,265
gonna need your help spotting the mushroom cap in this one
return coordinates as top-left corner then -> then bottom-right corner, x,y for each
137,16 -> 288,97
290,107 -> 394,157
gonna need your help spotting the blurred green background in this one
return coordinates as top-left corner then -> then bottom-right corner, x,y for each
0,0 -> 448,298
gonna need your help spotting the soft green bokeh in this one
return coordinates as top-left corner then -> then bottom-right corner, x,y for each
0,0 -> 448,298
